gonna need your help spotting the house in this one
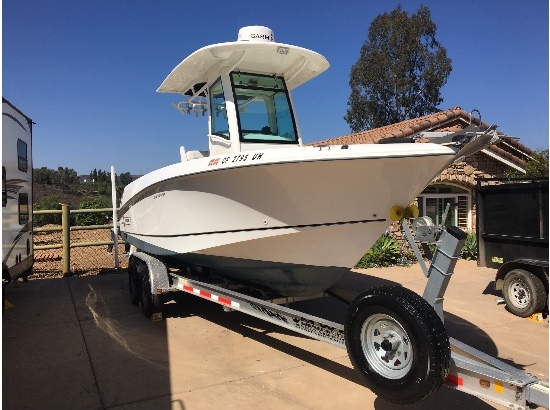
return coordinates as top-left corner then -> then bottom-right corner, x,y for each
310,107 -> 535,231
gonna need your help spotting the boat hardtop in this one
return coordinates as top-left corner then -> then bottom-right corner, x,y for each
155,26 -> 333,158
157,26 -> 329,94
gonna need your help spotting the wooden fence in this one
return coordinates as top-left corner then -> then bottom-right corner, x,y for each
33,205 -> 128,278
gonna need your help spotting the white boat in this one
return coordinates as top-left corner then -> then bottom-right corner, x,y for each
118,26 -> 499,296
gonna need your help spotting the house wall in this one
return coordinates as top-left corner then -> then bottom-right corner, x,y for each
435,151 -> 512,186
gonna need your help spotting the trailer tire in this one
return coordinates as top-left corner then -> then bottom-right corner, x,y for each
128,258 -> 141,306
345,286 -> 450,405
139,270 -> 163,319
502,269 -> 546,317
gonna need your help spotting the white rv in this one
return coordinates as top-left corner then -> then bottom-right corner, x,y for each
2,97 -> 33,283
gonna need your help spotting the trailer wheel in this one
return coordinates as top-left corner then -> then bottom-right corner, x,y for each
502,269 -> 546,318
345,286 -> 450,405
128,258 -> 141,306
139,269 -> 163,319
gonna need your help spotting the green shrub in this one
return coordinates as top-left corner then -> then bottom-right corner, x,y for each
33,195 -> 62,227
355,233 -> 415,268
460,232 -> 478,261
76,197 -> 112,226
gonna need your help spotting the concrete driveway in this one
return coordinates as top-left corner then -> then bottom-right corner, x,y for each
2,260 -> 548,409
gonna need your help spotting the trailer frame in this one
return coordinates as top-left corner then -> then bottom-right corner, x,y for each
127,222 -> 549,409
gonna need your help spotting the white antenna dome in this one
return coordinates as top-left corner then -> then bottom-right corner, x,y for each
238,26 -> 274,42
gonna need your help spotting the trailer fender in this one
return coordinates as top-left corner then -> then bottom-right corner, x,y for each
128,257 -> 143,306
128,252 -> 170,319
130,252 -> 171,290
494,260 -> 549,292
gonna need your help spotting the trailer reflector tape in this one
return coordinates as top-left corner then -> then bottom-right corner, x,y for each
446,374 -> 464,386
179,283 -> 240,308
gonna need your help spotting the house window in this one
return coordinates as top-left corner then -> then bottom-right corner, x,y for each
17,139 -> 28,172
417,184 -> 472,230
19,193 -> 29,225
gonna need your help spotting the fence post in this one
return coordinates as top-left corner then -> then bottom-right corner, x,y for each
62,204 -> 71,277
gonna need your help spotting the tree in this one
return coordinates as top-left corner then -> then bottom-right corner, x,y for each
33,195 -> 62,226
90,168 -> 98,182
76,197 -> 112,226
345,5 -> 452,132
119,172 -> 133,186
53,167 -> 78,190
34,166 -> 78,190
504,148 -> 549,178
524,149 -> 549,178
33,167 -> 54,185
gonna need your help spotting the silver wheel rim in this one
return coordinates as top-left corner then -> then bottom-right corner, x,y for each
508,279 -> 530,308
360,313 -> 413,379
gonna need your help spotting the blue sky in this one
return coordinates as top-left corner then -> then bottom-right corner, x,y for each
3,1 -> 549,176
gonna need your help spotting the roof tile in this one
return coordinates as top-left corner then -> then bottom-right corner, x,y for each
309,107 -> 532,168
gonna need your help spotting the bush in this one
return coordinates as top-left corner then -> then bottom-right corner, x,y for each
33,195 -> 62,227
355,233 -> 415,268
460,232 -> 478,261
76,197 -> 112,226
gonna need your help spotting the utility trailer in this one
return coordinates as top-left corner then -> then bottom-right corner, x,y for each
476,177 -> 549,317
125,214 -> 549,409
2,98 -> 34,295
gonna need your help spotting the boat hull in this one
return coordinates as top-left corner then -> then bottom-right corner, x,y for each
120,145 -> 454,295
125,220 -> 389,296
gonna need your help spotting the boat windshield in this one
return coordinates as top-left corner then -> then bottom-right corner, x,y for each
210,78 -> 230,139
230,72 -> 298,144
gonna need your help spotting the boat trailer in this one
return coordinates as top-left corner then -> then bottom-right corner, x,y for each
127,216 -> 549,409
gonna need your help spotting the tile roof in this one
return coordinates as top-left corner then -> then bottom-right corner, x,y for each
309,107 -> 533,168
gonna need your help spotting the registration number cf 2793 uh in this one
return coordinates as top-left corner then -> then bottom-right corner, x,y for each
208,152 -> 264,167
